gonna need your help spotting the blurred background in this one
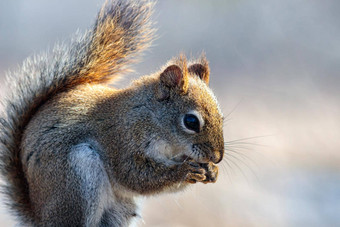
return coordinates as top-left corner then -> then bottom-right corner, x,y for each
1,0 -> 340,226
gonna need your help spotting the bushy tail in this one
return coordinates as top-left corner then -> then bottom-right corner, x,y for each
0,0 -> 154,223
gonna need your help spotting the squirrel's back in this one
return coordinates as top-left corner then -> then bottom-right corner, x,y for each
0,0 -> 154,223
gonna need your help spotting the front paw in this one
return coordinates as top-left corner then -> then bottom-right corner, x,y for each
201,162 -> 219,184
183,161 -> 207,184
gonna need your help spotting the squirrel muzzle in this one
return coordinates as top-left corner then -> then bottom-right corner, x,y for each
210,149 -> 224,164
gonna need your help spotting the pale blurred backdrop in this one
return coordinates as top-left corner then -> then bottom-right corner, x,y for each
1,0 -> 340,226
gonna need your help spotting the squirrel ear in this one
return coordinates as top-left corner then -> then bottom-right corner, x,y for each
188,64 -> 210,85
160,65 -> 188,94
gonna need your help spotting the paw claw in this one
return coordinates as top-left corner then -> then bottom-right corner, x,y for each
183,161 -> 207,183
200,162 -> 219,184
187,179 -> 197,184
181,161 -> 219,184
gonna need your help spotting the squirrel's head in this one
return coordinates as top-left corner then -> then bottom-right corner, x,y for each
136,55 -> 224,165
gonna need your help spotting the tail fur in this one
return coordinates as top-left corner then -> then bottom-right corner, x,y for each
0,0 -> 154,223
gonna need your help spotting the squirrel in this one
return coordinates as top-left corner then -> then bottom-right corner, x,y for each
0,0 -> 224,226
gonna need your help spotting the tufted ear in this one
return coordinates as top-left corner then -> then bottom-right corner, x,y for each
160,64 -> 188,94
188,63 -> 210,85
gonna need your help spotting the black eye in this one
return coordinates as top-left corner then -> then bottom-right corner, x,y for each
183,114 -> 200,133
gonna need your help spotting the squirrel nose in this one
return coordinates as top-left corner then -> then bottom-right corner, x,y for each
209,150 -> 224,164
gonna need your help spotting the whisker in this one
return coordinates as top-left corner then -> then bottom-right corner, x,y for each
223,98 -> 244,120
222,158 -> 236,176
223,157 -> 250,184
225,141 -> 266,156
170,153 -> 183,159
223,118 -> 233,126
225,152 -> 259,182
226,143 -> 276,165
225,142 -> 268,148
219,161 -> 232,183
225,134 -> 274,144
225,148 -> 259,167
185,149 -> 198,163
